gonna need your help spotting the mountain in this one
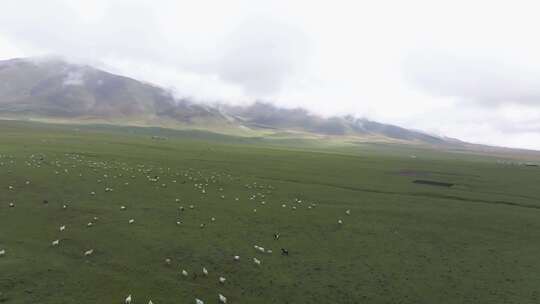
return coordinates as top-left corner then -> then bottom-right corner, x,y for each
221,102 -> 447,144
0,57 -> 228,126
0,57 -> 452,144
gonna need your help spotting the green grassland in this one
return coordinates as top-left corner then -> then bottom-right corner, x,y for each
1,120 -> 539,303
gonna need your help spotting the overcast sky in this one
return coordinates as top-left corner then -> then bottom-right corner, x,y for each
1,0 -> 540,149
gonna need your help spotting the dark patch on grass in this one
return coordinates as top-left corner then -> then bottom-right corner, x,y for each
413,180 -> 454,187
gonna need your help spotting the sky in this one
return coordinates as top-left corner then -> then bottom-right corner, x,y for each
1,0 -> 540,150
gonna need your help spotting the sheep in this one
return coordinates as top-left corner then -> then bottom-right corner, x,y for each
338,219 -> 343,225
274,233 -> 280,240
125,294 -> 132,304
233,255 -> 240,261
211,217 -> 216,222
202,267 -> 208,276
9,202 -> 15,208
87,222 -> 93,227
267,249 -> 273,254
84,249 -> 94,256
253,257 -> 261,265
120,206 -> 127,210
62,204 -> 68,209
52,239 -> 60,246
0,249 -> 5,256
181,270 -> 188,277
60,225 -> 66,232
218,294 -> 227,303
218,276 -> 226,284
345,209 -> 351,215
195,298 -> 204,304
129,219 -> 135,224
148,300 -> 154,304
165,258 -> 172,265
281,248 -> 289,256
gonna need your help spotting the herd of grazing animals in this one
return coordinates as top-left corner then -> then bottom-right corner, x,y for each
0,152 -> 352,303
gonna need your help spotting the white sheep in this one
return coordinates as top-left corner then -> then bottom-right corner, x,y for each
52,239 -> 60,246
59,225 -> 66,232
219,276 -> 226,284
129,219 -> 135,224
346,209 -> 351,215
125,294 -> 132,304
338,219 -> 343,225
84,249 -> 94,256
120,206 -> 127,210
195,298 -> 204,304
218,294 -> 227,303
202,267 -> 208,276
9,202 -> 15,208
181,269 -> 188,277
87,222 -> 93,227
253,257 -> 261,265
0,249 -> 5,256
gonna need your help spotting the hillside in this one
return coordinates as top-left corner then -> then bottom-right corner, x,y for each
0,57 -> 455,145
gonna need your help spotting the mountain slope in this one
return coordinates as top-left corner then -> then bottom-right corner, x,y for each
0,57 -> 452,144
222,102 -> 447,144
0,57 -> 227,124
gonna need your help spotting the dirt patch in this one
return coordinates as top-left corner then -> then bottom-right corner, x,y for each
413,180 -> 454,187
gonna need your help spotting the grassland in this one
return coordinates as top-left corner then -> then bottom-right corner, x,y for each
1,120 -> 540,304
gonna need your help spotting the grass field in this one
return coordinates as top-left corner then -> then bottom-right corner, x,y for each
1,120 -> 540,304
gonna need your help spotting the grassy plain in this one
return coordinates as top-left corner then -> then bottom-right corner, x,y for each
1,120 -> 539,303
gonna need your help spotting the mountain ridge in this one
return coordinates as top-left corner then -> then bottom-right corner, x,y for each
0,57 -> 460,145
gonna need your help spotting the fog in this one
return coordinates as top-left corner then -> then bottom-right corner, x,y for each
1,0 -> 540,149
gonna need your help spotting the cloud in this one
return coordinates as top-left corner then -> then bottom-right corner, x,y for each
216,18 -> 310,96
404,52 -> 540,107
62,71 -> 85,86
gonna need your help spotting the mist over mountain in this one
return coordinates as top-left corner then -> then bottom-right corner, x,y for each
0,57 -> 452,144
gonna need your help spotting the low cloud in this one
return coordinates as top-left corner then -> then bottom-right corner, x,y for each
404,52 -> 540,107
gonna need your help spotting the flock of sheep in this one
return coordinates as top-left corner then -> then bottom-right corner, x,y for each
1,152 -> 351,303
